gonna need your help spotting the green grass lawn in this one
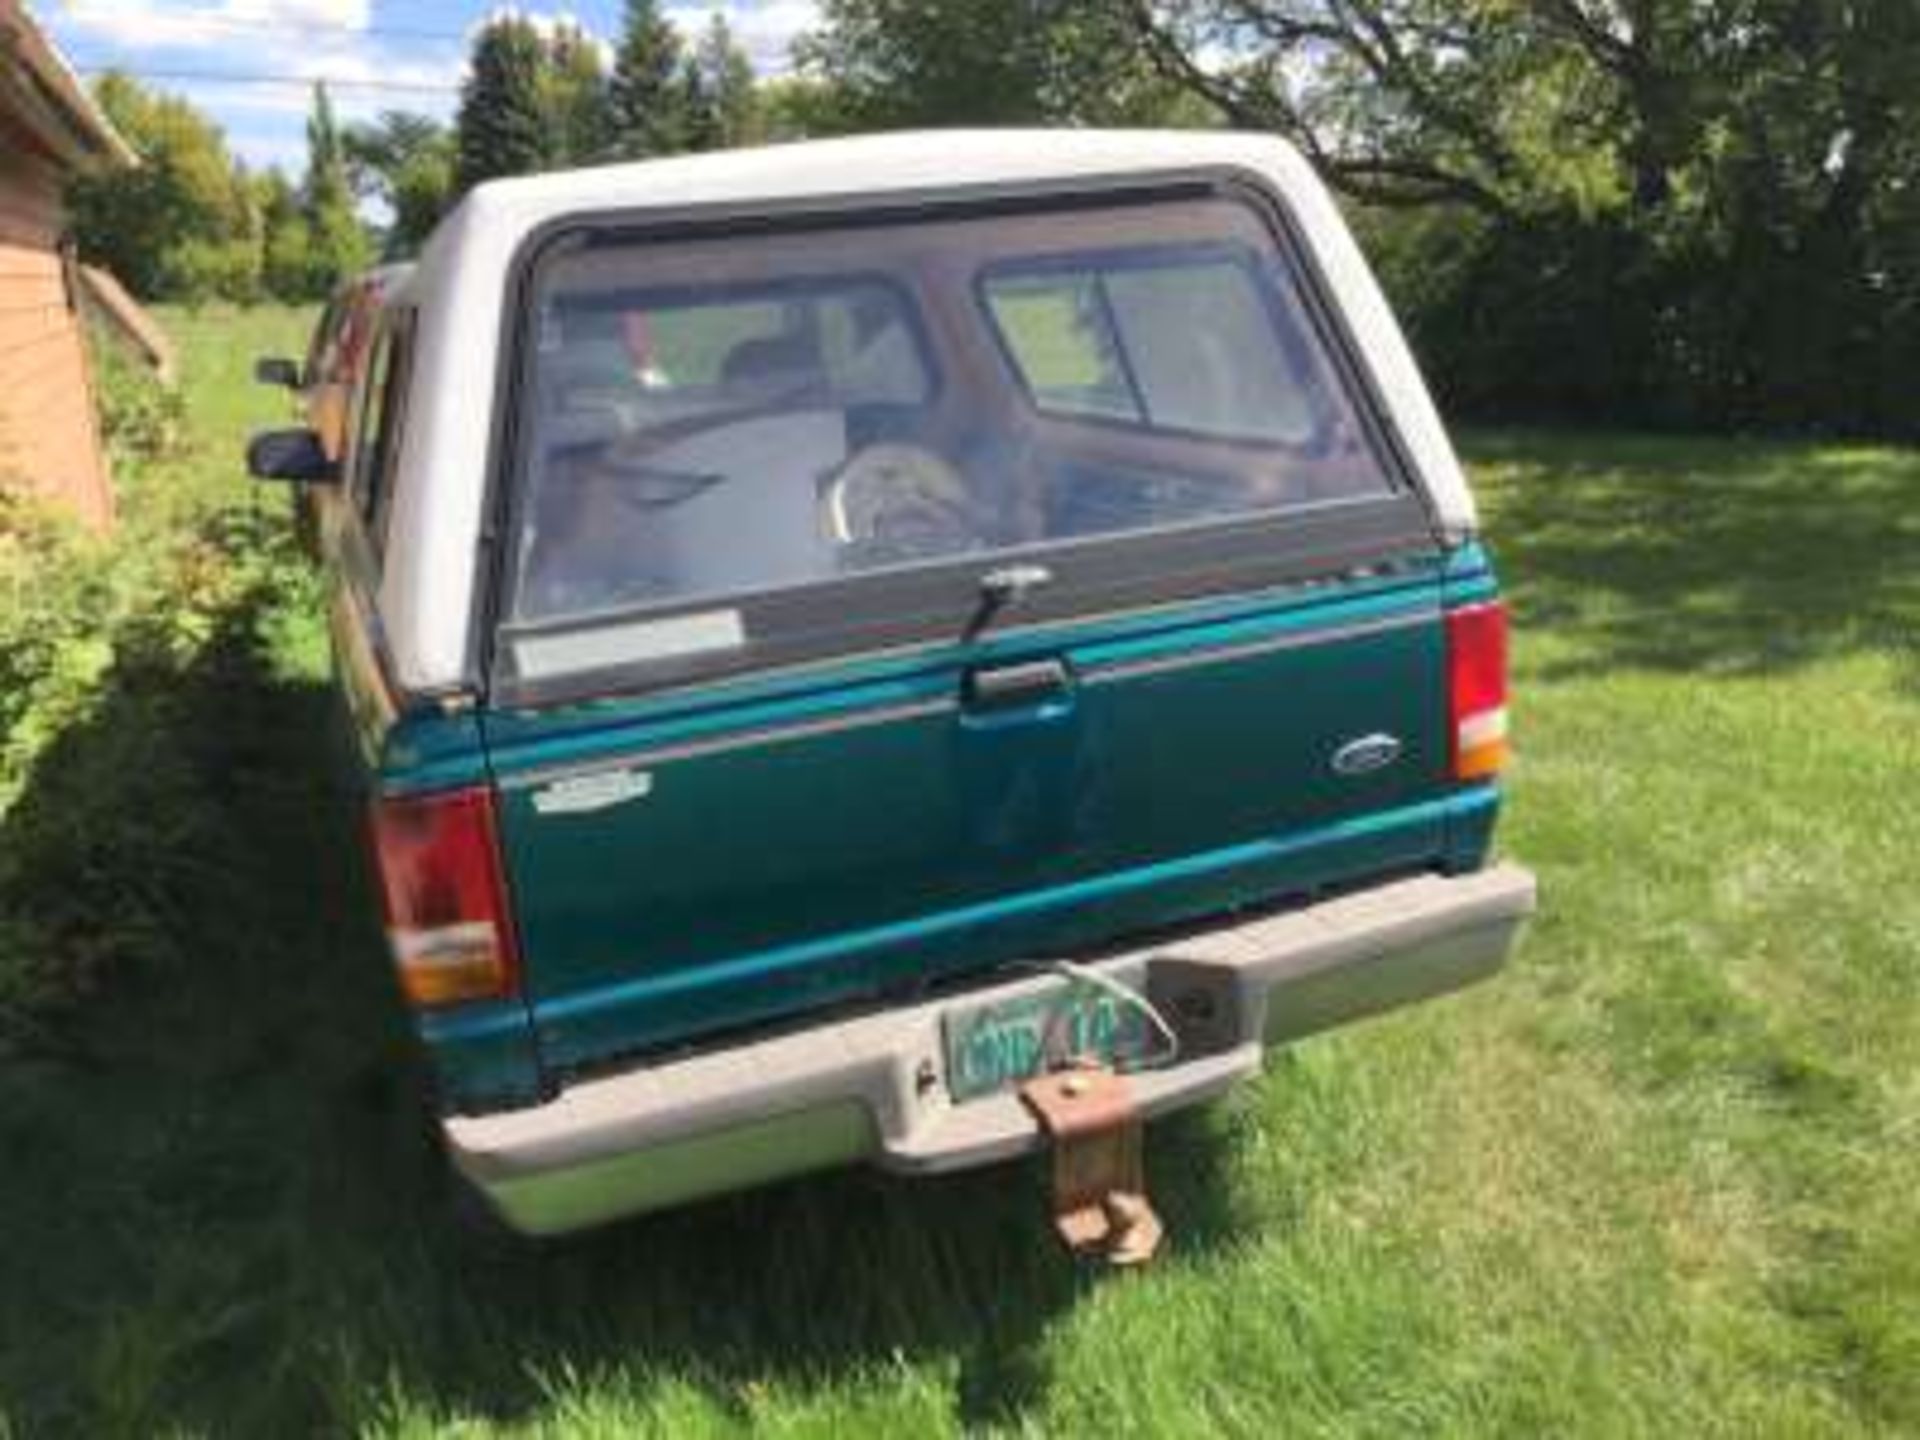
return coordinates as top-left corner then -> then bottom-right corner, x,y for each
1,310 -> 1916,1436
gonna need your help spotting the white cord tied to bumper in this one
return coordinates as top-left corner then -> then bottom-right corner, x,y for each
1021,958 -> 1182,1076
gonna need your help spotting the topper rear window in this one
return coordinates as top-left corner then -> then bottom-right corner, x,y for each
981,245 -> 1316,443
499,192 -> 1411,689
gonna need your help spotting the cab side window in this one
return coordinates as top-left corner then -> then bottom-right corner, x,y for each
346,309 -> 416,553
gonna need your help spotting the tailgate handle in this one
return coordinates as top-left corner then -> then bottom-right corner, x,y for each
963,658 -> 1073,711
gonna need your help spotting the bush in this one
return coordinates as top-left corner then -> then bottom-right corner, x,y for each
0,304 -> 317,1051
164,238 -> 266,307
0,487 -> 306,1044
1363,201 -> 1920,442
94,346 -> 186,465
0,496 -> 114,774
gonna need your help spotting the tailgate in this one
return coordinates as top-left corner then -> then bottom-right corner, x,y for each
484,556 -> 1451,1072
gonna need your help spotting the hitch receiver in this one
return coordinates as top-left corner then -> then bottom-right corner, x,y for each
1019,1063 -> 1163,1267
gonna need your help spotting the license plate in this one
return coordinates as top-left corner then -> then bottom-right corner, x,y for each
944,980 -> 1154,1103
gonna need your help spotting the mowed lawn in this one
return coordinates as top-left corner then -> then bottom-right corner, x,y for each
1,309 -> 1915,1436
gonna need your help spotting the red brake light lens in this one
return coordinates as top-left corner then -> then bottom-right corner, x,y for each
1447,601 -> 1509,781
368,786 -> 519,1008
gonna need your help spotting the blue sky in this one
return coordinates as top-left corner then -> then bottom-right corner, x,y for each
42,0 -> 820,174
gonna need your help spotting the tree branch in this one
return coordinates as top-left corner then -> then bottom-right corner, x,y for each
1125,1 -> 1515,217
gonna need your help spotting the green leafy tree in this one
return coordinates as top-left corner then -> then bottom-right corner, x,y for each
204,159 -> 265,303
258,168 -> 312,301
344,112 -> 456,256
1126,0 -> 1920,436
681,14 -> 760,151
67,73 -> 256,301
455,16 -> 554,192
608,0 -> 687,157
795,0 -> 1202,130
755,74 -> 861,141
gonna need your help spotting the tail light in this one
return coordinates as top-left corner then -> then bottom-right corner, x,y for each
368,786 -> 520,1008
1447,600 -> 1509,781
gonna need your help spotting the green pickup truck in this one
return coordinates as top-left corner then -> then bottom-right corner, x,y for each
248,130 -> 1536,1238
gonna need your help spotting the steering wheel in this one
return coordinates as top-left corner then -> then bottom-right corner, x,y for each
824,443 -> 981,562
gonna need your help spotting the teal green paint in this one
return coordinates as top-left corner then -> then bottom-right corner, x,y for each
418,1000 -> 546,1110
486,567 -> 1474,1075
1443,782 -> 1502,873
1442,540 -> 1499,606
375,710 -> 490,795
533,791 -> 1468,1067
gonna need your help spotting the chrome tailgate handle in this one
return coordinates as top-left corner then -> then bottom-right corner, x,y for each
962,657 -> 1073,711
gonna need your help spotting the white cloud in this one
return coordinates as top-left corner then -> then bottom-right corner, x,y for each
60,0 -> 371,50
57,0 -> 460,130
49,0 -> 820,169
665,0 -> 819,73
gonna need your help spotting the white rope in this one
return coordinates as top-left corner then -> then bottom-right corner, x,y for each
1020,959 -> 1182,1074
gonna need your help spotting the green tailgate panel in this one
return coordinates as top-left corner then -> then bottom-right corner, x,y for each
485,566 -> 1455,1074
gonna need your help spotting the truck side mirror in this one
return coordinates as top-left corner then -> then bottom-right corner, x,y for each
247,428 -> 339,485
255,356 -> 302,390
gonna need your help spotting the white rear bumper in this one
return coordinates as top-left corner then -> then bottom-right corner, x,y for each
446,863 -> 1537,1235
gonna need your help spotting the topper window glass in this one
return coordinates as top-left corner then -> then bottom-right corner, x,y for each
505,195 -> 1398,657
985,252 -> 1315,443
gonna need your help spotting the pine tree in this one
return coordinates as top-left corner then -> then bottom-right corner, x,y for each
455,16 -> 552,193
607,0 -> 685,157
544,21 -> 611,165
304,82 -> 346,203
682,14 -> 758,152
301,83 -> 371,295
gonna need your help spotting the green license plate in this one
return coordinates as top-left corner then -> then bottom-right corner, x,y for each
943,981 -> 1154,1103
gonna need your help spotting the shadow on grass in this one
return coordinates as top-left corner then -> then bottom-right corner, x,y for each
0,599 -> 1252,1437
1462,430 -> 1920,686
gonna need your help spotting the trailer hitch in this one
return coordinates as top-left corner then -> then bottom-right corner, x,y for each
1019,1062 -> 1163,1267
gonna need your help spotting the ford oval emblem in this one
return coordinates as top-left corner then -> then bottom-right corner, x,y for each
1331,732 -> 1403,777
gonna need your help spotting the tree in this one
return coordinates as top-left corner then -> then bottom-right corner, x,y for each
217,160 -> 265,304
343,111 -> 447,202
258,167 -> 312,300
1128,1 -> 1642,218
300,83 -> 373,295
608,0 -> 687,157
795,0 -> 1204,130
545,21 -> 613,163
756,74 -> 860,141
67,72 -> 256,301
681,14 -> 760,151
343,112 -> 455,256
1124,0 -> 1920,435
455,16 -> 553,192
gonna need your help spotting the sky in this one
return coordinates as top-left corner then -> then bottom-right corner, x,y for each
40,0 -> 822,175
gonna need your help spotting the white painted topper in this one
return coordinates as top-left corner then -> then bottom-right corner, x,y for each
377,129 -> 1477,694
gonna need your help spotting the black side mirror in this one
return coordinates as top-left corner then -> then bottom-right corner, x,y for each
255,356 -> 302,390
248,428 -> 339,485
